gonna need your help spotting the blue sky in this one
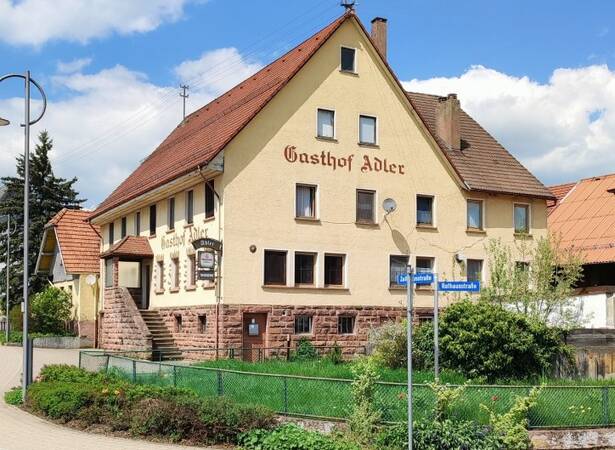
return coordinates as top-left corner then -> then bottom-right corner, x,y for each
0,0 -> 614,205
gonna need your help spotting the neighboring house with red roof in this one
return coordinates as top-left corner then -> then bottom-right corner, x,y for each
36,208 -> 101,345
548,173 -> 615,328
89,10 -> 552,357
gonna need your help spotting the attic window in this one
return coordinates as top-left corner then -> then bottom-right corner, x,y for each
341,46 -> 356,73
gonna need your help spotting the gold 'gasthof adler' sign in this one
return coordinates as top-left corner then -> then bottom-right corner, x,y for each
283,145 -> 406,175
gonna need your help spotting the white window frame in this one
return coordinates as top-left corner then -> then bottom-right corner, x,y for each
323,252 -> 347,288
466,258 -> 484,283
185,189 -> 194,225
513,203 -> 531,234
134,211 -> 141,236
292,251 -> 318,287
316,108 -> 336,139
415,255 -> 436,289
356,188 -> 377,224
416,194 -> 437,227
167,197 -> 176,231
340,45 -> 358,73
358,114 -> 378,145
466,198 -> 485,230
294,183 -> 319,220
263,249 -> 289,287
389,254 -> 409,288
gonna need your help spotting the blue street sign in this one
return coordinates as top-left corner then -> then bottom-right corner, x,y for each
438,281 -> 480,292
396,272 -> 434,286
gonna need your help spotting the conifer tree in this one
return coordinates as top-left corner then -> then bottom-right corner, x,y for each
0,131 -> 84,313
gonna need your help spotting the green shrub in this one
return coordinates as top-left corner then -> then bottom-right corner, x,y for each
376,420 -> 500,450
326,343 -> 343,365
293,337 -> 318,361
39,364 -> 99,383
348,357 -> 381,445
30,286 -> 72,334
369,320 -> 407,369
26,381 -> 98,421
130,397 -> 203,442
4,387 -> 23,405
239,424 -> 360,450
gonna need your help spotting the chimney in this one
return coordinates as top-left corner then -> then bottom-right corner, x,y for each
370,17 -> 387,59
436,93 -> 461,150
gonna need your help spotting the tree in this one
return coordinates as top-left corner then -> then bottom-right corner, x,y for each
30,286 -> 72,334
0,131 -> 84,312
481,235 -> 584,328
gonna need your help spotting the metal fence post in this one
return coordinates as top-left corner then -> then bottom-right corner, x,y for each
283,377 -> 289,414
217,369 -> 223,396
78,351 -> 82,369
173,365 -> 177,387
105,355 -> 110,374
132,360 -> 137,383
603,387 -> 610,426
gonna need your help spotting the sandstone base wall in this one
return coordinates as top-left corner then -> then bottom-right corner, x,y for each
100,287 -> 152,351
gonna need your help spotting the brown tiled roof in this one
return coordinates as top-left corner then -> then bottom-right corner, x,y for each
90,12 -> 351,220
91,12 -> 552,221
548,173 -> 615,264
101,236 -> 153,259
46,209 -> 101,274
406,92 -> 554,200
547,182 -> 577,212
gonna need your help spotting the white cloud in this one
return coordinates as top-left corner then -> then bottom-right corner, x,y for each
0,0 -> 194,46
403,64 -> 615,185
174,48 -> 263,97
56,58 -> 93,74
0,47 -> 260,207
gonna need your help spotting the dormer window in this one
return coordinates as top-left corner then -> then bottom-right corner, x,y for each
340,46 -> 356,73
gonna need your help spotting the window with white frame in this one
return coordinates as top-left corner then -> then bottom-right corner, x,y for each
186,190 -> 194,225
149,204 -> 156,236
157,260 -> 164,290
317,108 -> 335,139
359,115 -> 377,145
294,252 -> 315,286
121,217 -> 127,238
171,257 -> 180,289
264,250 -> 287,286
389,255 -> 408,287
416,256 -> 435,288
187,254 -> 196,287
168,198 -> 175,231
466,259 -> 483,282
296,184 -> 316,219
108,222 -> 114,244
340,46 -> 356,72
416,195 -> 434,226
205,181 -> 215,219
514,204 -> 530,233
324,254 -> 345,287
467,199 -> 484,230
356,189 -> 375,223
135,211 -> 141,235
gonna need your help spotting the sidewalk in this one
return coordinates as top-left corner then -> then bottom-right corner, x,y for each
0,345 -> 210,450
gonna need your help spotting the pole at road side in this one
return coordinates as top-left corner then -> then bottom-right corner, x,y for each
22,70 -> 31,399
406,263 -> 414,450
434,273 -> 440,381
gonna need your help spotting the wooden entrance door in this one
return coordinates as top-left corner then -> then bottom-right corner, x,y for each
242,313 -> 267,362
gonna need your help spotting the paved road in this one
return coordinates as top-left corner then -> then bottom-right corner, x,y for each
0,345 -> 210,450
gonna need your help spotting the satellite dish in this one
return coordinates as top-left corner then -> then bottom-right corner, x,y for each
382,198 -> 397,214
85,274 -> 97,286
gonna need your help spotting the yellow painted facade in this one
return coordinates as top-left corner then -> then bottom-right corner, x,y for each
97,19 -> 547,315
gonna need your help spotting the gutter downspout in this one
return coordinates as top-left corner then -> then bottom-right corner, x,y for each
197,166 -> 223,357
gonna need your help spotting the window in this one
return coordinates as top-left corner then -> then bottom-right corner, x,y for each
149,204 -> 157,236
188,254 -> 196,287
359,115 -> 377,145
338,316 -> 355,334
466,259 -> 483,282
325,254 -> 344,287
108,222 -> 114,244
356,189 -> 375,223
157,260 -> 164,290
104,258 -> 113,288
171,257 -> 180,289
264,250 -> 287,286
294,252 -> 315,285
317,108 -> 335,139
340,46 -> 356,72
198,315 -> 207,334
416,256 -> 435,288
514,204 -> 530,233
168,197 -> 175,230
174,314 -> 183,333
205,180 -> 215,219
416,195 -> 434,226
294,315 -> 313,334
135,212 -> 141,235
389,255 -> 409,287
121,217 -> 127,238
296,184 -> 316,219
467,199 -> 483,230
186,190 -> 194,225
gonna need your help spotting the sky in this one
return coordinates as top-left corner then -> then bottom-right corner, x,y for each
0,0 -> 614,208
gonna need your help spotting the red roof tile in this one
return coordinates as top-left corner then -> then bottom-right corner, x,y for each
547,182 -> 577,212
91,12 -> 552,220
548,173 -> 615,264
101,236 -> 153,259
46,209 -> 101,274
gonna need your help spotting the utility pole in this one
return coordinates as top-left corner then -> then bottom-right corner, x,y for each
179,85 -> 189,121
406,263 -> 414,450
4,215 -> 10,342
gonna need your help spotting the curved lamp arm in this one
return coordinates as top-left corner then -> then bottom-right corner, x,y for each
0,73 -> 47,126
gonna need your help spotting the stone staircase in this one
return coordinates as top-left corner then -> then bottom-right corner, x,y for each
139,310 -> 182,361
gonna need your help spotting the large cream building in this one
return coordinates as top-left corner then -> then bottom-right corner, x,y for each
89,11 -> 553,358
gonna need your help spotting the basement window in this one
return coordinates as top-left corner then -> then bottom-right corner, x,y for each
174,314 -> 183,333
198,314 -> 207,334
338,316 -> 355,335
340,46 -> 356,73
294,315 -> 313,334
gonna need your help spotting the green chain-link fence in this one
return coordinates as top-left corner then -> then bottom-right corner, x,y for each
79,351 -> 614,429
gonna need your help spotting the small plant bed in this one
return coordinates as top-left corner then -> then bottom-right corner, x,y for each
0,331 -> 75,345
17,364 -> 277,447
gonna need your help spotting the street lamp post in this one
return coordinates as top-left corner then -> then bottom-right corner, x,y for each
0,215 -> 11,342
0,71 -> 47,399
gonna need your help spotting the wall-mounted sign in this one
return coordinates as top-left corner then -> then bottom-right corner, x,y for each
248,319 -> 259,336
438,281 -> 480,292
396,272 -> 434,286
284,145 -> 405,175
198,250 -> 215,270
162,225 -> 208,250
193,237 -> 223,252
197,271 -> 215,281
